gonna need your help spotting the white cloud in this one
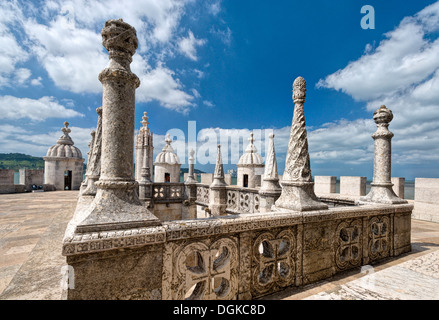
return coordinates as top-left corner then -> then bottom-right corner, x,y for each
23,15 -> 107,94
31,76 -> 43,86
202,100 -> 214,107
210,26 -> 232,46
178,30 -> 206,61
134,61 -> 195,113
0,2 -> 29,87
191,88 -> 201,98
207,0 -> 222,16
11,0 -> 222,113
14,68 -> 32,85
0,95 -> 84,121
315,1 -> 439,174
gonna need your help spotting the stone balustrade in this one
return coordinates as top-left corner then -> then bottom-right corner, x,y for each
195,184 -> 262,214
152,183 -> 185,203
63,201 -> 412,300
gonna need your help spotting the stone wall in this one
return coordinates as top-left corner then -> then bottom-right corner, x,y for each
412,178 -> 439,223
340,176 -> 367,196
0,169 -> 16,194
19,168 -> 44,190
0,169 -> 14,185
63,202 -> 412,300
314,176 -> 336,194
200,173 -> 214,185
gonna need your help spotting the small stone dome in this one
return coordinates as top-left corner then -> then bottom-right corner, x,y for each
238,132 -> 264,166
154,133 -> 180,165
46,122 -> 83,158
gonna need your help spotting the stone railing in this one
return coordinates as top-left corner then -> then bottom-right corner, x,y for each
152,183 -> 185,204
63,202 -> 412,300
225,187 -> 260,214
195,184 -> 261,214
195,184 -> 210,206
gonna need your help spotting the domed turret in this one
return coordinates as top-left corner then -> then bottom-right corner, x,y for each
153,133 -> 181,182
237,132 -> 265,188
43,122 -> 84,190
46,122 -> 83,158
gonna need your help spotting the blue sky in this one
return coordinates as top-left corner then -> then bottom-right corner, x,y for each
1,0 -> 439,180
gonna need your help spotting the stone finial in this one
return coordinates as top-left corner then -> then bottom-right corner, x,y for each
373,105 -> 393,125
211,145 -> 226,187
293,76 -> 306,102
260,132 -> 281,194
57,121 -> 74,145
263,133 -> 280,181
99,19 -> 140,87
101,18 -> 138,60
248,132 -> 255,144
189,148 -> 195,163
141,112 -> 149,129
360,105 -> 406,204
185,148 -> 197,184
161,133 -> 175,153
61,121 -> 71,135
274,76 -> 328,212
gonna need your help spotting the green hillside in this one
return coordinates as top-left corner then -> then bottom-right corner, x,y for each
0,153 -> 45,171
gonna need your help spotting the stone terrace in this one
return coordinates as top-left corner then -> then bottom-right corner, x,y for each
0,191 -> 438,300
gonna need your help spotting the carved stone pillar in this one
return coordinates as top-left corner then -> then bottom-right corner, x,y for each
259,133 -> 282,212
76,19 -> 160,232
274,77 -> 328,212
79,130 -> 95,195
209,145 -> 227,216
183,149 -> 198,219
360,105 -> 407,204
81,107 -> 102,196
139,145 -> 153,203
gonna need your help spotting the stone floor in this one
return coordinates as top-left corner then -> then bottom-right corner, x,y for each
0,191 -> 438,300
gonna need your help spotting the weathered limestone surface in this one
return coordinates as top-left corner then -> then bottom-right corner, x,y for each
340,176 -> 367,196
67,245 -> 164,300
314,176 -> 336,194
274,77 -> 328,212
412,178 -> 439,223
